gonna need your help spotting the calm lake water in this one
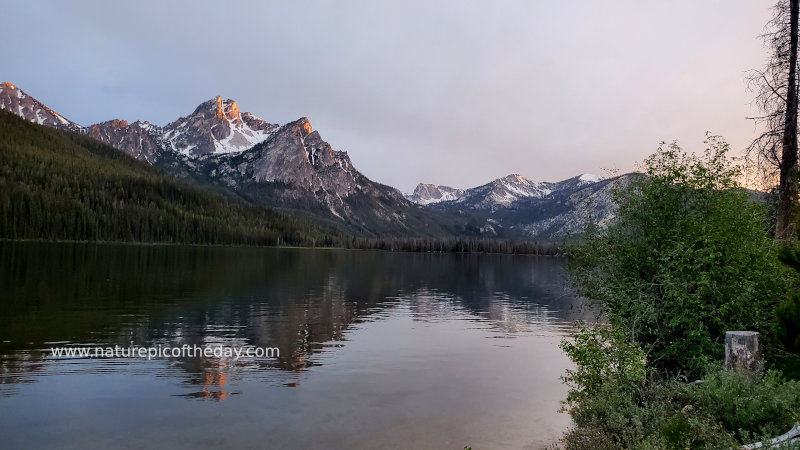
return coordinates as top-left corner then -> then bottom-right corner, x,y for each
0,242 -> 588,449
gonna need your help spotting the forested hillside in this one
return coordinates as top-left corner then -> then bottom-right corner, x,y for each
0,111 -> 342,246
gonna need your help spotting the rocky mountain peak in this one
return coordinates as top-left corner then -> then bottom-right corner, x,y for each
108,118 -> 129,127
163,96 -> 279,157
504,174 -> 528,182
209,95 -> 242,123
278,117 -> 313,137
406,183 -> 465,205
192,96 -> 239,121
298,117 -> 313,136
414,183 -> 438,194
0,81 -> 84,133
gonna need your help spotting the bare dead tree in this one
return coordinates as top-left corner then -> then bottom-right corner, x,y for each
746,0 -> 799,239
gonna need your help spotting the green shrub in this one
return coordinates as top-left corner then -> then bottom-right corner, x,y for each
686,369 -> 800,443
567,136 -> 789,376
562,367 -> 800,449
560,325 -> 646,406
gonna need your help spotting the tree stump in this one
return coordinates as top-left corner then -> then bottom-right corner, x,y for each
725,331 -> 762,371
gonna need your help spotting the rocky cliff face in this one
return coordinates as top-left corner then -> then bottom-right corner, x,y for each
86,120 -> 162,163
183,118 -> 353,194
0,82 -> 84,133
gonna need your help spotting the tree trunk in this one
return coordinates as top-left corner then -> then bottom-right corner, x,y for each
724,331 -> 763,372
776,0 -> 800,240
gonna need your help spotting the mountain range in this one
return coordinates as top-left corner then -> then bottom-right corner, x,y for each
0,81 -> 628,239
406,172 -> 634,237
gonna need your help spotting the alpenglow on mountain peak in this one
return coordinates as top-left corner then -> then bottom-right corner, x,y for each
156,94 -> 280,156
193,95 -> 243,123
0,81 -> 84,132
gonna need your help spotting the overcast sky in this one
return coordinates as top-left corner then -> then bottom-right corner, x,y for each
1,1 -> 773,191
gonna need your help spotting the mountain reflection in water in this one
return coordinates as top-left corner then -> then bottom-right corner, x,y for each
0,242 -> 591,449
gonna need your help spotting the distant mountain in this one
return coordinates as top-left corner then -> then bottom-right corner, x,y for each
406,183 -> 465,205
0,82 -> 454,238
407,173 -> 604,209
493,174 -> 637,237
408,172 -> 633,238
408,173 -> 559,207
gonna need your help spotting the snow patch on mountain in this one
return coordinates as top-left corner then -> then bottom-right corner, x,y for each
578,173 -> 603,184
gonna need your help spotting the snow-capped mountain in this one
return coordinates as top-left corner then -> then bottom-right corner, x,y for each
406,174 -> 556,207
498,174 -> 637,237
85,96 -> 279,163
0,82 -> 84,133
407,172 -> 625,238
0,82 -> 280,163
456,174 -> 556,209
407,173 -> 604,210
161,96 -> 279,157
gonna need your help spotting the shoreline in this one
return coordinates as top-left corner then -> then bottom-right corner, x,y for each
0,237 -> 565,256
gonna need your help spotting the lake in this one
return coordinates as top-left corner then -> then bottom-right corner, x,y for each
0,242 -> 588,449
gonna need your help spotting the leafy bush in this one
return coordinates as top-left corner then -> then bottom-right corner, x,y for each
562,365 -> 800,449
560,325 -> 646,406
567,136 -> 788,376
686,369 -> 800,443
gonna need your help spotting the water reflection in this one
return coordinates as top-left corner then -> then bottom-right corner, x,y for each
0,242 -> 588,448
0,242 -> 585,388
